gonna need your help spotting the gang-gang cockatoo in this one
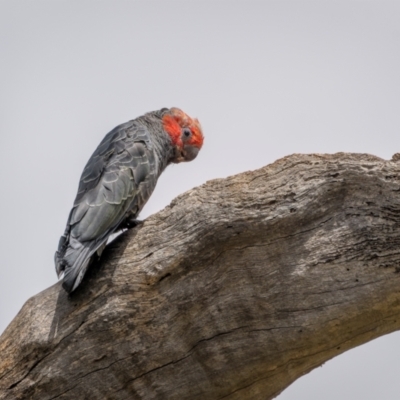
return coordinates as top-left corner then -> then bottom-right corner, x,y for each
55,107 -> 204,293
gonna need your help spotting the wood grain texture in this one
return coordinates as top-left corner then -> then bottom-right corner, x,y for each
2,152 -> 400,400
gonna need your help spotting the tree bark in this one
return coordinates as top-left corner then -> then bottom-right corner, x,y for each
2,153 -> 400,400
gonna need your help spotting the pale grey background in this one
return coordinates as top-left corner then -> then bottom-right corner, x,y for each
1,1 -> 400,398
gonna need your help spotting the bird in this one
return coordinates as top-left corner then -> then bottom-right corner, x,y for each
55,107 -> 204,293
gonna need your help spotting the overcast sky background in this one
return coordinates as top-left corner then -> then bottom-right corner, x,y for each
1,1 -> 400,398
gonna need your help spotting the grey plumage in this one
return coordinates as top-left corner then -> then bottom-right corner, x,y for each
55,108 -> 184,293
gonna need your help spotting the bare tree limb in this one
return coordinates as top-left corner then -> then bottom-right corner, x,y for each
2,153 -> 400,400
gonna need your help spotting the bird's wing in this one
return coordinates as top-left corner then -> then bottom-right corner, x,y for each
67,121 -> 157,243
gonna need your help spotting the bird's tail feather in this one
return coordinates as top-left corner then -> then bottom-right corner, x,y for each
58,237 -> 106,293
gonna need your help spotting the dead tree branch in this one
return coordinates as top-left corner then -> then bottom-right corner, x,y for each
2,153 -> 400,400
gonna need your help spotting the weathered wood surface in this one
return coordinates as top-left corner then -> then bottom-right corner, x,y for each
2,153 -> 400,400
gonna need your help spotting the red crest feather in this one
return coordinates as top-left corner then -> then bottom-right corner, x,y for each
163,108 -> 204,149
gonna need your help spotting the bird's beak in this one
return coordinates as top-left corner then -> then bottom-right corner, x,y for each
182,146 -> 199,162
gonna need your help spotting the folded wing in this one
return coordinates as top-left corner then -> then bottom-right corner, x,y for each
55,121 -> 158,292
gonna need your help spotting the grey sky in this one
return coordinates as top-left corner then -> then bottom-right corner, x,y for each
1,1 -> 400,398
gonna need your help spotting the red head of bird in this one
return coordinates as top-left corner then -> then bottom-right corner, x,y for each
162,108 -> 204,163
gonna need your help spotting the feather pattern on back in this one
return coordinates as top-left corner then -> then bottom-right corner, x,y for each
55,109 -> 173,292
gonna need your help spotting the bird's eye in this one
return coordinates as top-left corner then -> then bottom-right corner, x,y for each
183,128 -> 191,138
